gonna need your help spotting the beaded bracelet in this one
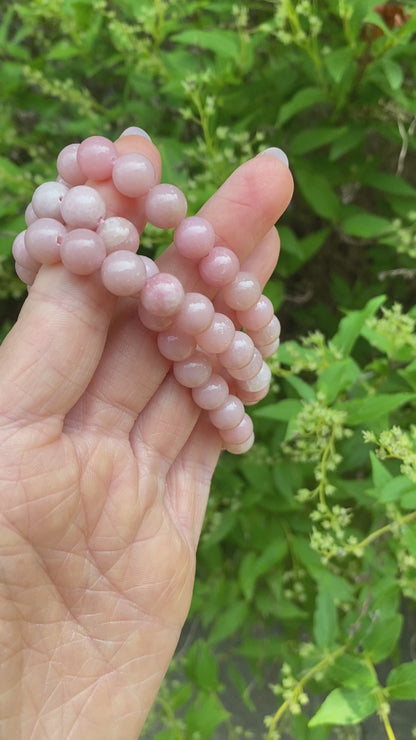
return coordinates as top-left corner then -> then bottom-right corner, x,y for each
12,128 -> 282,454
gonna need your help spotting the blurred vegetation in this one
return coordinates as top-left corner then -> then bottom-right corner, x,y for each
1,0 -> 416,737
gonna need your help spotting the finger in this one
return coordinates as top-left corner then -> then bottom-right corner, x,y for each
130,372 -> 201,473
63,300 -> 170,436
165,415 -> 222,550
157,154 -> 293,294
70,157 -> 291,435
0,267 -> 115,432
0,137 -> 162,431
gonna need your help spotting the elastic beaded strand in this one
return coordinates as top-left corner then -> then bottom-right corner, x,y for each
13,129 -> 284,455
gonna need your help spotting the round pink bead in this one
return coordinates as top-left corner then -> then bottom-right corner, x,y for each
32,181 -> 68,221
112,153 -> 156,198
138,303 -> 173,332
199,247 -> 240,287
97,217 -> 140,254
208,394 -> 245,431
145,184 -> 187,229
60,185 -> 106,229
25,218 -> 67,265
219,414 -> 254,445
191,374 -> 229,410
174,217 -> 215,260
119,126 -> 152,141
258,338 -> 280,358
25,203 -> 38,226
217,331 -> 255,369
60,228 -> 106,275
101,251 -> 147,296
195,313 -> 235,354
173,349 -> 212,388
223,432 -> 255,455
157,330 -> 196,362
226,348 -> 263,382
237,362 -> 272,393
173,293 -> 215,335
56,175 -> 72,188
15,263 -> 38,286
140,272 -> 185,317
77,136 -> 117,181
237,386 -> 270,406
57,143 -> 86,186
140,255 -> 159,279
248,315 -> 281,346
222,271 -> 262,311
236,295 -> 275,331
12,231 -> 40,271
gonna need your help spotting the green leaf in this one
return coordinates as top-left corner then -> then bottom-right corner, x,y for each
277,86 -> 328,125
328,654 -> 377,690
329,128 -> 366,160
227,663 -> 256,712
153,730 -> 178,740
254,399 -> 303,421
324,47 -> 355,83
283,374 -> 316,401
169,682 -> 193,711
370,452 -> 392,489
313,588 -> 338,649
290,127 -> 346,156
341,211 -> 393,238
185,641 -> 220,692
402,525 -> 416,557
201,509 -> 237,546
387,661 -> 416,700
378,476 -> 415,504
361,171 -> 416,198
337,393 -> 416,425
291,712 -> 332,740
172,29 -> 239,58
313,570 -> 353,602
401,491 -> 416,509
47,39 -> 80,60
309,688 -> 377,727
275,598 -> 308,620
239,539 -> 288,601
296,169 -> 340,221
398,358 -> 416,391
365,614 -> 403,662
208,601 -> 248,644
363,9 -> 395,38
184,692 -> 229,738
317,358 -> 361,404
298,228 -> 331,262
332,295 -> 386,355
382,58 -> 404,90
278,226 -> 330,276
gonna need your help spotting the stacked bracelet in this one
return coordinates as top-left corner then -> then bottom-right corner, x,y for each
12,128 -> 281,455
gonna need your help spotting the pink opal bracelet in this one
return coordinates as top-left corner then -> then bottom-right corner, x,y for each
12,129 -> 282,454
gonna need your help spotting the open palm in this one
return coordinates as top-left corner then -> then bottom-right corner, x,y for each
0,141 -> 293,739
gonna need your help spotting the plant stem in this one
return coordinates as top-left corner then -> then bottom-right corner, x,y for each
364,657 -> 397,740
350,510 -> 416,552
267,645 -> 346,738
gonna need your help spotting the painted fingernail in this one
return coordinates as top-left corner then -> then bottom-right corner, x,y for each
258,147 -> 289,168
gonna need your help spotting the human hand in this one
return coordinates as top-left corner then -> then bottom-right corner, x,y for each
0,136 -> 293,739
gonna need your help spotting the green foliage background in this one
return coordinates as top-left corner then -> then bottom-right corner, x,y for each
1,0 -> 416,737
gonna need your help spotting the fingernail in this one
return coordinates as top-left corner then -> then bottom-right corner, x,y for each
119,126 -> 152,142
258,147 -> 289,168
